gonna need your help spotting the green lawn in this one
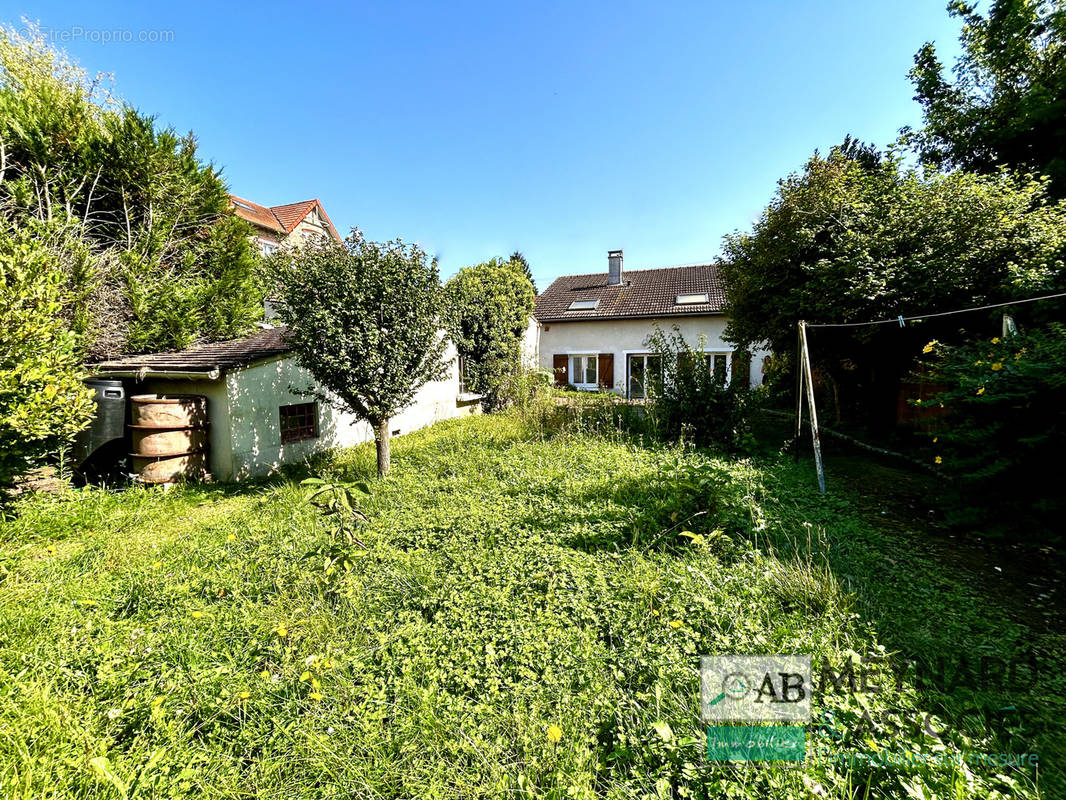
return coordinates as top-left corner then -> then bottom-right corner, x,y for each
0,414 -> 1060,799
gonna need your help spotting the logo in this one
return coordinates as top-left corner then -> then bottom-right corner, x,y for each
701,655 -> 812,723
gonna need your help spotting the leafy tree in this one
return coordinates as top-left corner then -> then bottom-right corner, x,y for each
269,231 -> 448,476
444,258 -> 535,410
0,223 -> 93,503
508,250 -> 536,294
907,0 -> 1066,196
0,23 -> 261,358
719,145 -> 1066,428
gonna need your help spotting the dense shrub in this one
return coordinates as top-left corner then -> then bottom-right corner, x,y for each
0,23 -> 262,358
923,324 -> 1066,536
444,258 -> 535,410
0,225 -> 93,502
645,325 -> 755,451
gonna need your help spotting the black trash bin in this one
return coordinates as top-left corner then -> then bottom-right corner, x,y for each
73,378 -> 129,484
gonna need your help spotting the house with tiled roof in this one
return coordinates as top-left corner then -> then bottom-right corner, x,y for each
532,250 -> 765,397
230,194 -> 341,255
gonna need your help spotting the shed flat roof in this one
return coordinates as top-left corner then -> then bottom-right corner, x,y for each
94,327 -> 291,377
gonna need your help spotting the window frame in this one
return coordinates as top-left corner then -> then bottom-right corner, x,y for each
626,352 -> 663,399
279,401 -> 318,444
568,354 -> 599,390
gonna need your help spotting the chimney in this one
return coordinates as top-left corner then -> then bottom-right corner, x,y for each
607,249 -> 623,285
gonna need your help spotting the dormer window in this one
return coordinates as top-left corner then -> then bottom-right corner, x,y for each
568,299 -> 599,311
675,293 -> 709,305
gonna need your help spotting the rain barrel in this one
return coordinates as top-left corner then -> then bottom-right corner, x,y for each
129,395 -> 209,484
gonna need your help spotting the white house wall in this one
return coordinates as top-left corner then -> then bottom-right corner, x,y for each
222,341 -> 471,480
537,316 -> 765,391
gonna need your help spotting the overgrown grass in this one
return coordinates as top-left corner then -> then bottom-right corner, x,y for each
0,415 -> 1059,798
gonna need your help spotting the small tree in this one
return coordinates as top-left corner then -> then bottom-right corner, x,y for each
269,230 -> 448,476
444,258 -> 535,410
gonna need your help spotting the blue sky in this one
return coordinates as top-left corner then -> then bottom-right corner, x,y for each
11,1 -> 962,287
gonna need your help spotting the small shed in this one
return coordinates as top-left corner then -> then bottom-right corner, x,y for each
93,327 -> 475,481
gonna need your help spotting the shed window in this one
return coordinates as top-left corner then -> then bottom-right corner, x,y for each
279,402 -> 318,443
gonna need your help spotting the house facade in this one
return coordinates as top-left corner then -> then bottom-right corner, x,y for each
94,328 -> 475,481
532,251 -> 763,397
229,195 -> 342,255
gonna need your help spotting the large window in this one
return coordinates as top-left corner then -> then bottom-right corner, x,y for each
627,354 -> 662,399
569,354 -> 598,389
703,353 -> 730,384
628,351 -> 731,398
279,402 -> 318,443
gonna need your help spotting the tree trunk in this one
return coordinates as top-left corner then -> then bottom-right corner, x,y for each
374,417 -> 391,476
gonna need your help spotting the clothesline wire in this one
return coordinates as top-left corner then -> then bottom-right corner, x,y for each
805,290 -> 1066,329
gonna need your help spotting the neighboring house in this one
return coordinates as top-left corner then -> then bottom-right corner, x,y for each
94,327 -> 475,481
532,250 -> 764,397
229,194 -> 342,255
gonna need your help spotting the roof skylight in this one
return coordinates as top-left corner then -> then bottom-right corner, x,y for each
568,299 -> 599,311
675,293 -> 710,305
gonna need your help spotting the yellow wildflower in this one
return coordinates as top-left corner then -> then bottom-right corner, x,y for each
300,671 -> 312,682
322,658 -> 334,669
977,387 -> 986,396
547,724 -> 563,744
237,690 -> 251,700
308,692 -> 324,701
276,626 -> 288,638
151,560 -> 163,569
934,456 -> 942,465
991,337 -> 1000,344
991,362 -> 1003,371
190,610 -> 204,619
226,534 -> 236,542
922,341 -> 938,354
668,620 -> 684,629
260,670 -> 271,680
974,360 -> 983,366
933,437 -> 939,443
46,545 -> 56,555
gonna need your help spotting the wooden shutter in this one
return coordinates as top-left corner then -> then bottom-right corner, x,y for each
598,353 -> 614,391
552,354 -> 569,386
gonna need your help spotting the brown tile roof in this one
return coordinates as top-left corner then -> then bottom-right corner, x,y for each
534,263 -> 727,322
93,327 -> 292,375
230,195 -> 285,234
229,195 -> 341,241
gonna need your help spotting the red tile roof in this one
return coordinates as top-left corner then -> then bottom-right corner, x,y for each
534,263 -> 727,322
229,195 -> 341,241
94,327 -> 292,375
230,195 -> 285,234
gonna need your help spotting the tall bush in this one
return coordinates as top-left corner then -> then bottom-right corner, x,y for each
444,257 -> 535,410
0,225 -> 93,502
923,323 -> 1066,536
645,326 -> 754,451
0,23 -> 262,358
